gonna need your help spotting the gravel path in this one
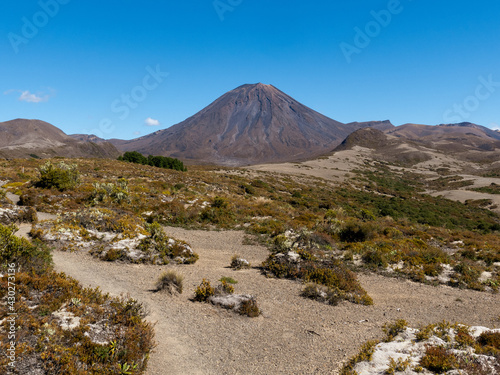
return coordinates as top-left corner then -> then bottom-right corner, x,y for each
50,226 -> 500,375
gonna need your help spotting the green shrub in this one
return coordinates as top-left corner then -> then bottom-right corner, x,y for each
119,151 -> 186,171
384,357 -> 411,375
340,340 -> 379,375
90,178 -> 130,205
362,247 -> 388,268
219,276 -> 238,284
35,161 -> 79,191
0,224 -> 52,273
194,279 -> 215,302
215,280 -> 234,295
301,283 -> 342,306
339,221 -> 374,243
382,319 -> 408,342
211,196 -> 228,209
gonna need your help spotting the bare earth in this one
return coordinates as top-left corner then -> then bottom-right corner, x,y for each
51,227 -> 500,375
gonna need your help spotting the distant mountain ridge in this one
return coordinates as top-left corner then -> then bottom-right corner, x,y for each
4,85 -> 500,165
110,83 -> 380,166
0,119 -> 120,159
335,121 -> 500,164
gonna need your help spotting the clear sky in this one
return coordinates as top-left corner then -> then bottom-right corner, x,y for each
2,0 -> 500,139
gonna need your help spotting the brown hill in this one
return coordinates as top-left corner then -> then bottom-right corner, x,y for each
387,122 -> 500,161
345,120 -> 395,132
111,83 -> 363,166
334,127 -> 433,165
0,119 -> 120,159
335,122 -> 500,165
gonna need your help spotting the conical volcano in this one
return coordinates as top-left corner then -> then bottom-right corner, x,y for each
112,83 -> 357,166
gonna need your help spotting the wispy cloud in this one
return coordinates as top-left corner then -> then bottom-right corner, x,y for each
19,90 -> 49,103
144,117 -> 160,126
4,89 -> 52,103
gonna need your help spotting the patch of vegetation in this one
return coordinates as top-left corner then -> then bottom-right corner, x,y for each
155,271 -> 184,294
194,279 -> 215,302
238,298 -> 260,317
346,321 -> 500,375
340,340 -> 379,375
263,242 -> 373,306
35,161 -> 79,191
90,178 -> 130,205
470,183 -> 500,195
230,255 -> 251,270
420,345 -> 457,373
193,278 -> 260,317
385,357 -> 412,375
219,276 -> 238,284
118,151 -> 186,171
382,319 -> 408,342
0,223 -> 154,374
2,157 -> 500,294
138,222 -> 199,264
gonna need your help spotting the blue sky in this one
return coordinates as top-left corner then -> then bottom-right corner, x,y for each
2,0 -> 500,139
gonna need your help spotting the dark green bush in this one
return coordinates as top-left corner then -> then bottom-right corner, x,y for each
35,161 -> 79,191
119,151 -> 187,171
0,224 -> 52,273
339,221 -> 374,243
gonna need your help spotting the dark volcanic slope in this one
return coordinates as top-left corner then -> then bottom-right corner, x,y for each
112,83 -> 360,166
0,119 -> 120,159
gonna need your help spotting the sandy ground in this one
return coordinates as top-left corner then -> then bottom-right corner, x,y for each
430,189 -> 500,213
50,227 -> 500,375
247,147 -> 375,183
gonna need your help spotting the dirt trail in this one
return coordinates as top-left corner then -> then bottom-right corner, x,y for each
50,227 -> 500,375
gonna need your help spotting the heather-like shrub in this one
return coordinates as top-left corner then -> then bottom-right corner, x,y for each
238,298 -> 260,317
420,345 -> 457,373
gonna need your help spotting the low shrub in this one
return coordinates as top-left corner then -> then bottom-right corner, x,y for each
35,161 -> 79,191
382,319 -> 408,342
89,178 -> 130,205
215,279 -> 235,295
420,345 -> 457,373
338,220 -> 375,243
384,357 -> 411,375
263,254 -> 373,305
0,224 -> 52,273
301,283 -> 342,306
238,298 -> 260,317
219,276 -> 238,284
230,255 -> 251,270
155,271 -> 184,294
340,340 -> 379,375
476,331 -> 500,356
194,279 -> 215,302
